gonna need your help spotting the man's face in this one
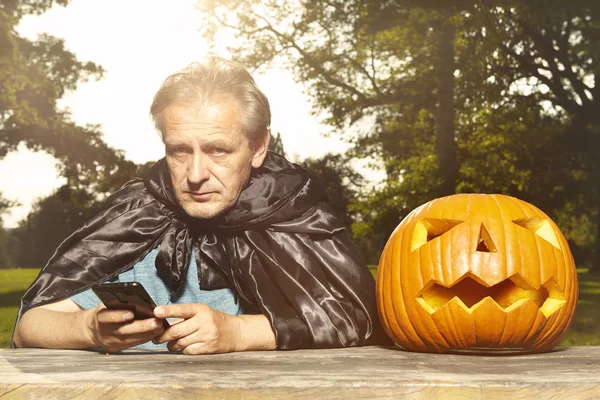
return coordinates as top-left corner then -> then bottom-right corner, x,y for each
161,100 -> 268,219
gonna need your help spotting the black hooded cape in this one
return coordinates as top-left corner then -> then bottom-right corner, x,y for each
14,152 -> 385,349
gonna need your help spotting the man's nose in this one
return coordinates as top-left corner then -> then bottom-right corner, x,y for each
187,153 -> 210,184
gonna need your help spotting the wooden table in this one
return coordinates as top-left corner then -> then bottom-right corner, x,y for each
2,346 -> 600,399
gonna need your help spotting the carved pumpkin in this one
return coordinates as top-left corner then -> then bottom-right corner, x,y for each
376,194 -> 578,353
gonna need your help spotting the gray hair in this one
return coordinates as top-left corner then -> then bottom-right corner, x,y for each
150,56 -> 271,149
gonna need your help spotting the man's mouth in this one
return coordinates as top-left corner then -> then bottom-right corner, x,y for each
186,191 -> 216,200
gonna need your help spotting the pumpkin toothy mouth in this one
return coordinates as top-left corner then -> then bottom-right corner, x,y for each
416,273 -> 566,317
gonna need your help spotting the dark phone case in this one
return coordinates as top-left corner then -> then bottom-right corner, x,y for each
92,282 -> 170,328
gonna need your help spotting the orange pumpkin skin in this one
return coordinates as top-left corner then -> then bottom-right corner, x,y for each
376,194 -> 578,353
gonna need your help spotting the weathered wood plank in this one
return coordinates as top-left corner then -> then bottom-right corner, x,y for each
1,346 -> 600,399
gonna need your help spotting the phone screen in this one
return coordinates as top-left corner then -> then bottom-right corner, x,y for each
92,282 -> 170,327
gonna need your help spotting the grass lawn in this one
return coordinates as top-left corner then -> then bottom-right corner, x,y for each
560,270 -> 600,345
0,269 -> 40,348
1,267 -> 599,347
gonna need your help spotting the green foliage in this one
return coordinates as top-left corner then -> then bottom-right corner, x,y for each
460,0 -> 600,266
268,133 -> 360,234
559,270 -> 600,345
301,153 -> 363,230
1,0 -> 137,194
0,1 -> 148,269
200,1 -> 472,261
268,132 -> 286,157
200,0 -> 600,269
10,185 -> 100,268
5,159 -> 153,269
0,194 -> 18,267
368,265 -> 377,279
0,228 -> 15,270
0,194 -> 18,220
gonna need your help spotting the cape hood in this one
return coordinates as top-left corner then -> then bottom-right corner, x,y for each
16,152 -> 386,349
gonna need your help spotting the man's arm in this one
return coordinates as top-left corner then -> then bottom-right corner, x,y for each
153,304 -> 276,354
14,299 -> 165,352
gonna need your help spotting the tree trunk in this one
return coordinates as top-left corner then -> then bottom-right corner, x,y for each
570,107 -> 600,274
435,20 -> 457,197
593,114 -> 600,274
594,175 -> 600,273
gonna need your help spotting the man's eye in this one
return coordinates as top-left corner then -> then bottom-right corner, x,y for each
213,147 -> 228,155
170,147 -> 188,155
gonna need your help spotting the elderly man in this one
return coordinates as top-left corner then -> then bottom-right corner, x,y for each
13,57 -> 384,354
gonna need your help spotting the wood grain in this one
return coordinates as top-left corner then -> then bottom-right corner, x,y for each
2,346 -> 600,399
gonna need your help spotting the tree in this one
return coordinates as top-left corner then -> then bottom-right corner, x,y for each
267,131 -> 365,255
9,157 -> 156,269
1,0 -> 147,266
301,153 -> 363,230
0,193 -> 18,268
1,0 -> 137,199
200,0 -> 479,195
0,194 -> 16,223
200,0 -> 599,269
468,0 -> 600,269
199,0 -> 475,261
268,131 -> 286,157
10,185 -> 99,268
361,1 -> 479,196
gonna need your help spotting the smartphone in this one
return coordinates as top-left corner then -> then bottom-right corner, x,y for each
92,281 -> 170,328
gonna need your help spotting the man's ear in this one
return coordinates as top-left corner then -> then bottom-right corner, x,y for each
251,129 -> 270,168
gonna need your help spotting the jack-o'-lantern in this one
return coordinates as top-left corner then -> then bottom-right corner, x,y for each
376,193 -> 578,353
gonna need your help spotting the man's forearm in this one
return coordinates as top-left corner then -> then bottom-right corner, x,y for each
14,307 -> 96,349
235,314 -> 277,351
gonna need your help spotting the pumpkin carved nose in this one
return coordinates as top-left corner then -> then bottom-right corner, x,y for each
476,223 -> 497,253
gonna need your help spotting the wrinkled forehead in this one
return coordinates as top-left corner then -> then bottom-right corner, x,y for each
167,96 -> 241,119
161,100 -> 244,137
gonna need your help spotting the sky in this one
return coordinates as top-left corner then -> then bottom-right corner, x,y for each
0,0 -> 355,228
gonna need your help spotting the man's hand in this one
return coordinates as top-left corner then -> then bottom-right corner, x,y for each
14,298 -> 166,351
86,304 -> 165,353
152,304 -> 276,355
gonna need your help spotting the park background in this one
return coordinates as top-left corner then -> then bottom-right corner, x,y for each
1,0 -> 599,348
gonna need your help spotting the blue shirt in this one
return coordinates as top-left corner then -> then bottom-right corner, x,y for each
71,248 -> 241,349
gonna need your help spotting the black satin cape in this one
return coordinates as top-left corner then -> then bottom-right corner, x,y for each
14,152 -> 386,349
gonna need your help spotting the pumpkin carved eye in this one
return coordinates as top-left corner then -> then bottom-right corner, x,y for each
513,217 -> 560,249
411,218 -> 464,251
476,223 -> 497,253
